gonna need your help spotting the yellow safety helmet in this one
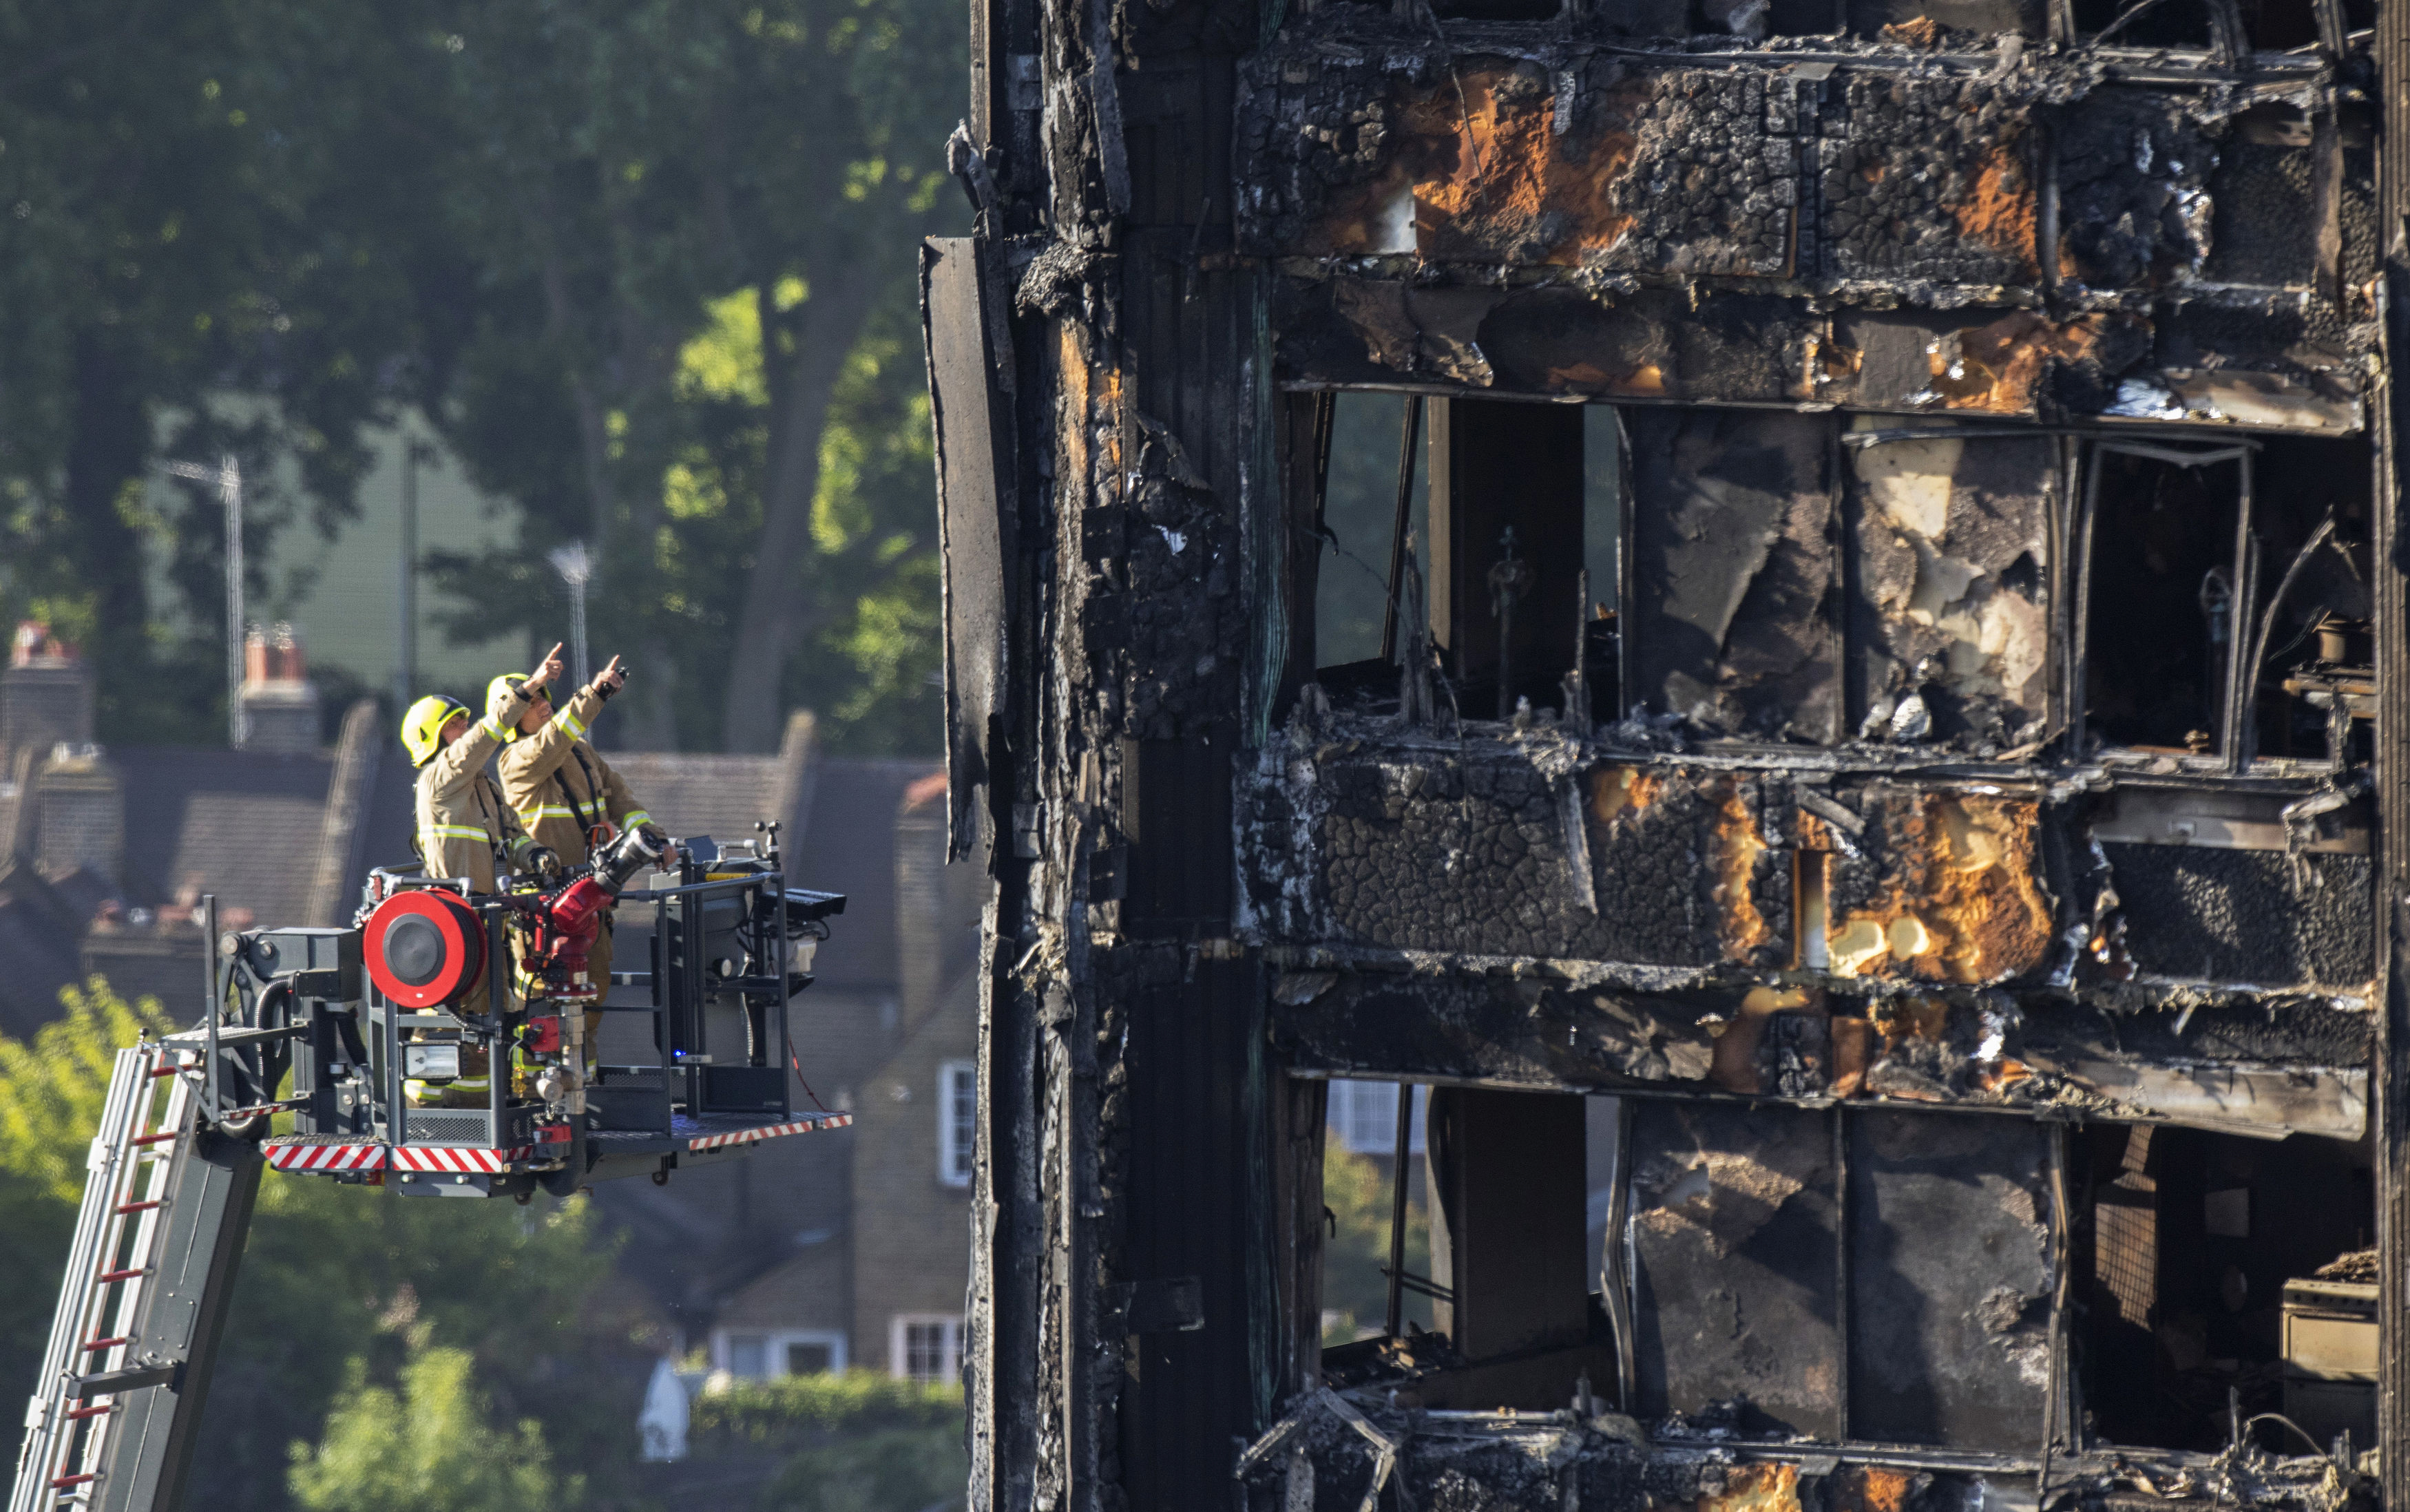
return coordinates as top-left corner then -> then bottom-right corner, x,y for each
401,695 -> 471,767
485,674 -> 547,741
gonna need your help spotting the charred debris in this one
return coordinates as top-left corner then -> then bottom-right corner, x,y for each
922,0 -> 2409,1500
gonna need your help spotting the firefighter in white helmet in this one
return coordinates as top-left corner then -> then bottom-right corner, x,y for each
395,642 -> 565,1104
492,652 -> 658,1071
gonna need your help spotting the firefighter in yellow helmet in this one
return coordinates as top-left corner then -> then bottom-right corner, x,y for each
493,653 -> 656,1064
396,642 -> 565,1104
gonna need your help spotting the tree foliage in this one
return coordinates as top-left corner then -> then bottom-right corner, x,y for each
0,0 -> 963,754
193,1175 -> 642,1511
1320,1137 -> 1432,1346
0,982 -> 174,1391
413,0 -> 963,752
289,1338 -> 578,1512
0,977 -> 649,1512
0,978 -> 174,1202
692,1369 -> 963,1447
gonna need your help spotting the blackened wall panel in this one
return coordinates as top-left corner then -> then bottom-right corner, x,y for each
1845,1109 -> 2053,1449
1628,1101 -> 1842,1436
1120,959 -> 1259,1511
2107,843 -> 2376,988
921,238 -> 1012,860
1122,734 -> 1234,937
1629,410 -> 1841,741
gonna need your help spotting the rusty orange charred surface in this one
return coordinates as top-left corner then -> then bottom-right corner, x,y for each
1827,794 -> 2052,985
1701,1462 -> 1804,1512
1314,65 -> 1644,264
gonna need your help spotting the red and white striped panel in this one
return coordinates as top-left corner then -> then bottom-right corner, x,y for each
263,1140 -> 386,1173
388,1144 -> 534,1174
687,1113 -> 852,1152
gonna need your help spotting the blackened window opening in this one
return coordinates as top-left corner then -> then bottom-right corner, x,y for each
1317,1080 -> 1436,1353
1311,392 -> 1428,687
2070,1123 -> 2374,1454
2243,434 -> 2373,768
1307,393 -> 1621,724
2073,0 -> 2214,47
1320,1086 -> 1619,1410
1429,398 -> 1619,721
1428,0 -> 1566,20
2079,443 -> 2250,758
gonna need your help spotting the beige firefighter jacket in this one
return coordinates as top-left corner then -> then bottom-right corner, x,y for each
414,684 -> 541,893
495,682 -> 651,867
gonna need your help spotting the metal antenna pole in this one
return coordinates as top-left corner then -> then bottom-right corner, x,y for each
548,542 -> 594,689
223,457 -> 243,748
167,455 -> 246,746
397,439 -> 421,708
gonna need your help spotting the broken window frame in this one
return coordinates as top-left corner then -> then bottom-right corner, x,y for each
1294,386 -> 1630,724
2069,0 -> 2350,59
2071,434 -> 2263,771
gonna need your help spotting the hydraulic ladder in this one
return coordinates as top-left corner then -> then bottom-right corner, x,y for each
9,1042 -> 262,1512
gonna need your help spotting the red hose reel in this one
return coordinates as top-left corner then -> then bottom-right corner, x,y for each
364,890 -> 487,1008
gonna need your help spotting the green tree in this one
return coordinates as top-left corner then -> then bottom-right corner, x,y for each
0,1 -> 432,744
0,979 -> 174,1201
412,0 -> 963,752
289,1337 -> 580,1512
191,1173 -> 642,1511
0,976 -> 647,1512
0,982 -> 174,1389
1,0 -> 964,755
1320,1138 -> 1432,1347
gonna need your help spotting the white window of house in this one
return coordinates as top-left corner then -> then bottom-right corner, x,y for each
1325,1080 -> 1426,1157
890,1314 -> 963,1385
711,1327 -> 848,1380
939,1060 -> 976,1187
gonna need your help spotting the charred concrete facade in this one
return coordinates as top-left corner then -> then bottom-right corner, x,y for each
923,0 -> 2410,1503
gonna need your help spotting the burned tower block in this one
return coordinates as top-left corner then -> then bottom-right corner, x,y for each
923,0 -> 2404,1500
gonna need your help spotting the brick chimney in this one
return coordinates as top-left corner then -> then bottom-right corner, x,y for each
1,621 -> 93,764
238,622 -> 322,753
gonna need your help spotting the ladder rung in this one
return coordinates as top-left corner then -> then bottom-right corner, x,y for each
81,1337 -> 131,1352
72,1362 -> 178,1398
49,1472 -> 99,1489
128,1131 -> 180,1147
147,1065 -> 182,1078
63,1404 -> 112,1421
114,1200 -> 164,1215
96,1268 -> 148,1283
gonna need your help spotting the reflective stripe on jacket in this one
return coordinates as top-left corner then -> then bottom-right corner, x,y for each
415,689 -> 538,894
497,684 -> 650,868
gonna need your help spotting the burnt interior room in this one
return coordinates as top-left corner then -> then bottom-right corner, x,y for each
1305,395 -> 1621,720
2250,434 -> 2376,766
2082,433 -> 2371,766
1317,1087 -> 1618,1404
2083,445 -> 2247,755
1307,1086 -> 2380,1460
2072,1123 -> 2376,1456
